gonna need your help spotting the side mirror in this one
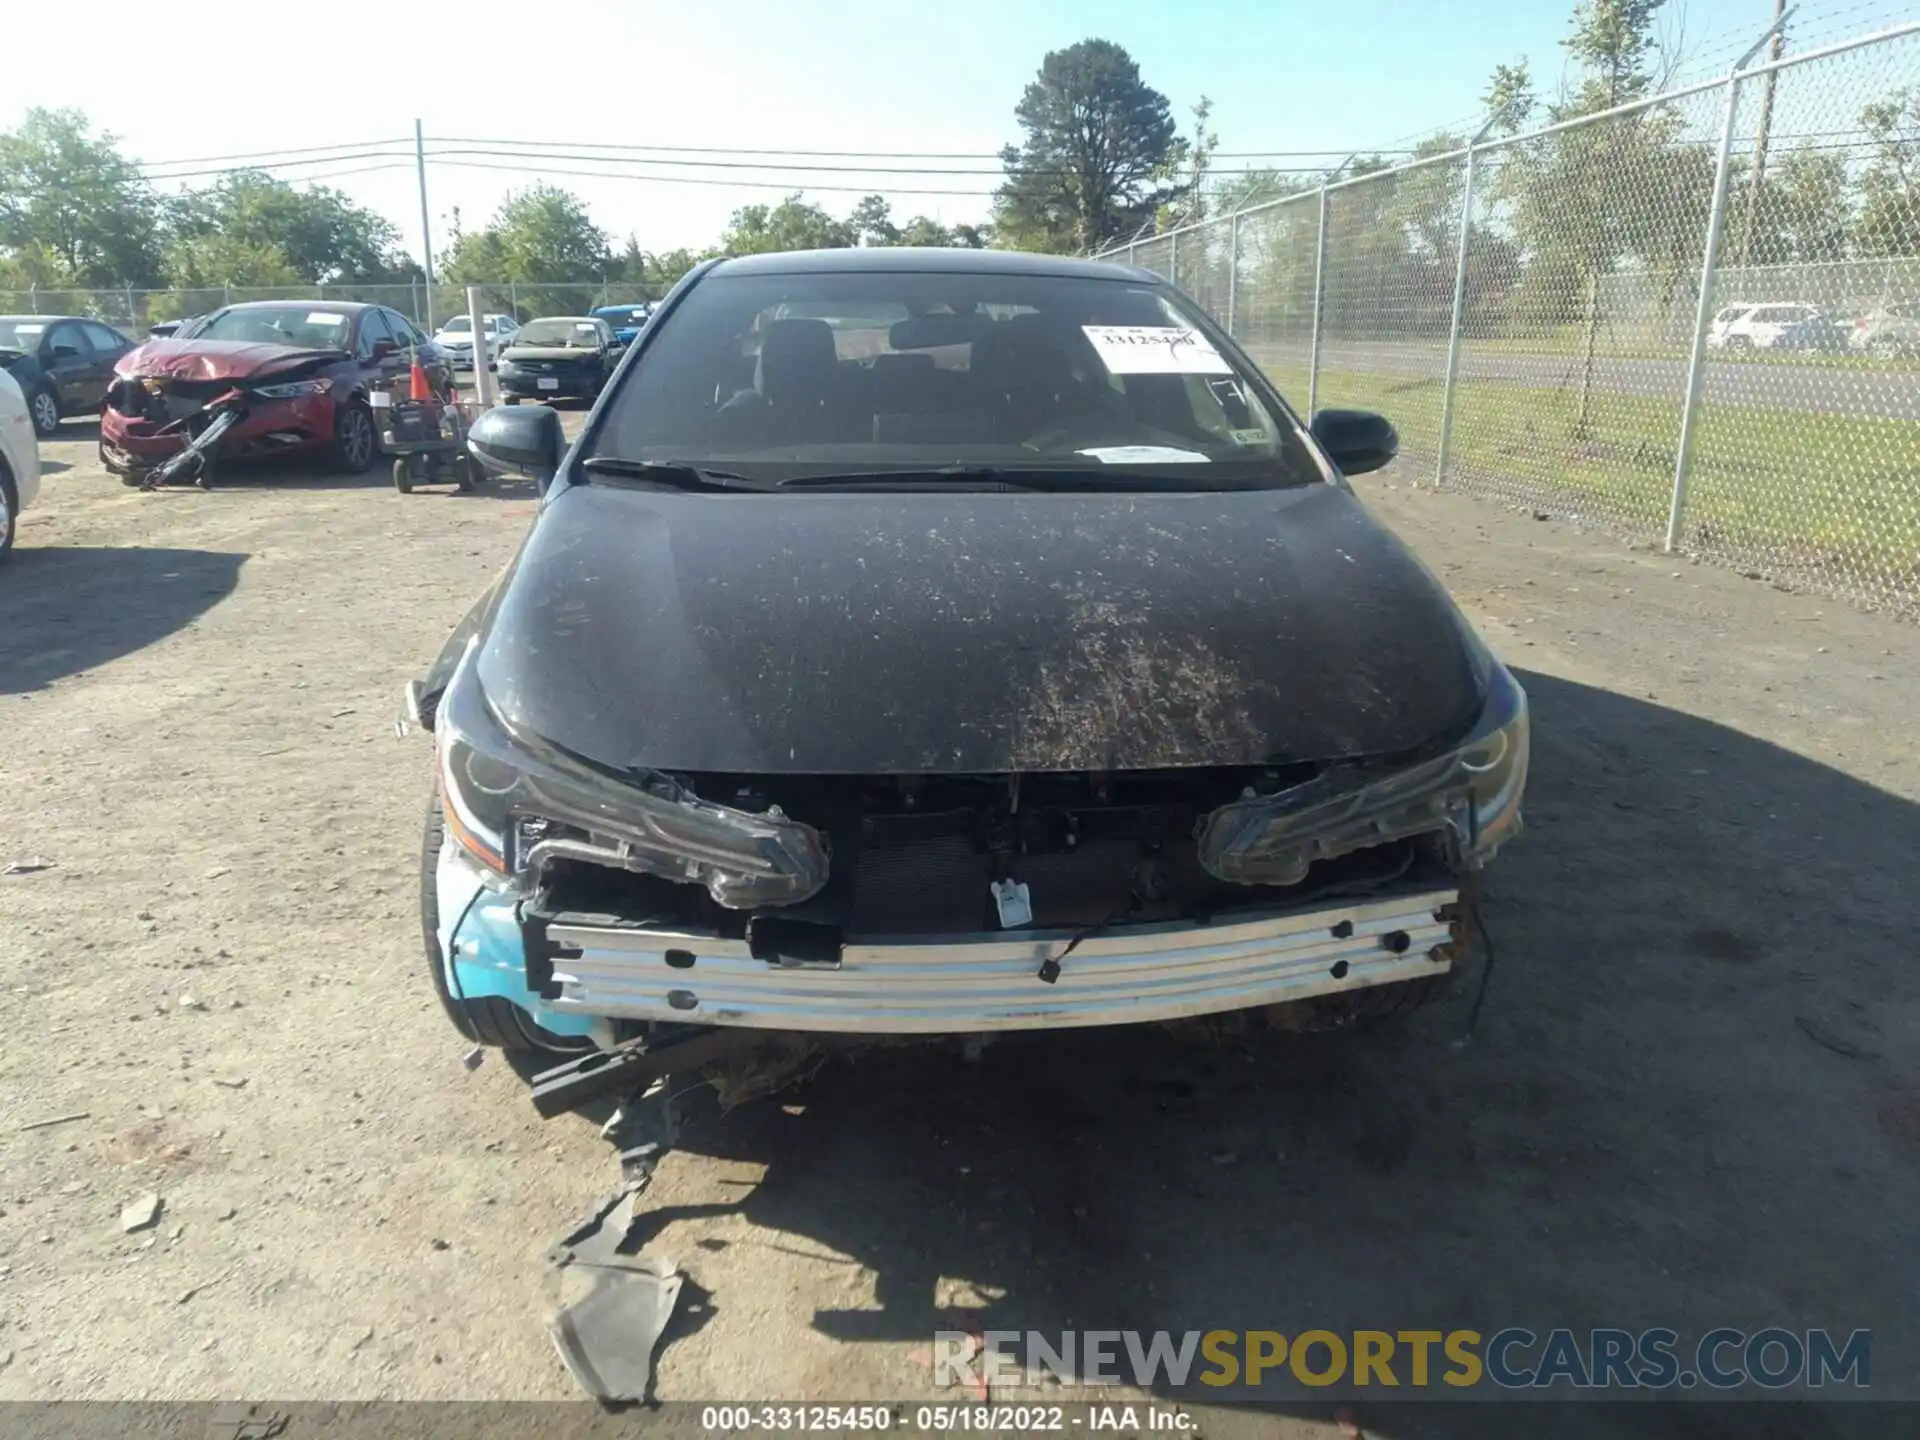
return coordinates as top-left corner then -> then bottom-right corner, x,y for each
1310,408 -> 1398,477
50,343 -> 81,359
469,403 -> 565,487
369,339 -> 399,362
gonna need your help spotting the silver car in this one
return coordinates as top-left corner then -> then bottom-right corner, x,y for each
1849,301 -> 1920,357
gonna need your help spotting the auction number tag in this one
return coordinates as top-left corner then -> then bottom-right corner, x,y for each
1081,325 -> 1233,374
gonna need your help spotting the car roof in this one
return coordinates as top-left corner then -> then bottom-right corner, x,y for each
708,247 -> 1155,282
522,315 -> 603,323
216,299 -> 376,313
0,314 -> 96,323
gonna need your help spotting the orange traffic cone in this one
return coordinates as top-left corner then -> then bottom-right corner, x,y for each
409,345 -> 432,402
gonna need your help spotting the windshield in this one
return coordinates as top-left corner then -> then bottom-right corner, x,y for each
518,318 -> 602,347
0,318 -> 49,350
586,270 -> 1320,488
188,306 -> 356,350
440,316 -> 473,334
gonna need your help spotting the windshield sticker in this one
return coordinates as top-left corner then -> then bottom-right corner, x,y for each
1076,445 -> 1211,465
574,322 -> 598,331
1082,325 -> 1233,375
13,323 -> 45,335
305,312 -> 346,325
1230,428 -> 1272,445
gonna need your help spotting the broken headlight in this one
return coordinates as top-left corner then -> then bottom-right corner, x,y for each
1197,660 -> 1528,887
434,641 -> 829,908
252,378 -> 333,399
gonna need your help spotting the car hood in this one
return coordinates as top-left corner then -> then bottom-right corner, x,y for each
115,339 -> 348,382
475,480 -> 1488,776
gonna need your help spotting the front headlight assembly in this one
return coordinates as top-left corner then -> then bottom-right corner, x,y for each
1197,660 -> 1529,887
434,641 -> 829,909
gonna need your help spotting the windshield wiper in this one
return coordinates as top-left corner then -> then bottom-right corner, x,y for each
578,457 -> 770,492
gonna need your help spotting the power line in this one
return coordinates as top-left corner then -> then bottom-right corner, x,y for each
141,150 -> 416,181
428,158 -> 1002,196
133,138 -> 411,169
425,134 -> 1420,161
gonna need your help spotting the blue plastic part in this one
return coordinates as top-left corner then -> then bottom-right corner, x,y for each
446,888 -> 598,1039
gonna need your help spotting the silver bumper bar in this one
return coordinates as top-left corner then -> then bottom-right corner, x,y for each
538,885 -> 1459,1034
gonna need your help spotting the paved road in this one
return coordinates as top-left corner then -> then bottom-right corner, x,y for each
1248,339 -> 1920,420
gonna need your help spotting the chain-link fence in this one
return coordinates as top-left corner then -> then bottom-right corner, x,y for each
0,281 -> 659,334
1105,20 -> 1920,617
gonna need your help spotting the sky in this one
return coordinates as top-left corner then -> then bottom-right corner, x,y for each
8,0 -> 1914,268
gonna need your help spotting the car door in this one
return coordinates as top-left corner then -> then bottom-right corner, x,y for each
355,308 -> 405,390
387,310 -> 451,390
39,321 -> 97,413
81,322 -> 132,406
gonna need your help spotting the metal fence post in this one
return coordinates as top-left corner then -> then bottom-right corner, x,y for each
125,286 -> 136,330
1435,121 -> 1495,488
1226,212 -> 1240,336
224,282 -> 232,306
1666,19 -> 1789,553
1307,186 -> 1330,417
1169,229 -> 1179,288
509,280 -> 519,318
28,286 -> 37,315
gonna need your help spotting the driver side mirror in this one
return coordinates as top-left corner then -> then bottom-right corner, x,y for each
469,403 -> 565,489
1310,408 -> 1399,476
50,343 -> 80,359
369,339 -> 399,363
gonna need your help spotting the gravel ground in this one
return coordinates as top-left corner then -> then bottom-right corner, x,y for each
2,420 -> 1916,1435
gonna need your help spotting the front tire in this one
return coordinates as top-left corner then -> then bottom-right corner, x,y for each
329,399 -> 377,473
419,789 -> 592,1053
0,468 -> 18,558
28,386 -> 61,438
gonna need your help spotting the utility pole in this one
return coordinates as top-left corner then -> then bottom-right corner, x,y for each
415,118 -> 435,329
1735,0 -> 1788,268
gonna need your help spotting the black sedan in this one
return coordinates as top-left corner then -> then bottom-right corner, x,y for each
0,315 -> 136,436
495,316 -> 620,403
409,247 -> 1528,1059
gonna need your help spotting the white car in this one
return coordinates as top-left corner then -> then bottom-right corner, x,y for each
431,313 -> 521,369
0,366 -> 43,559
1706,302 -> 1840,351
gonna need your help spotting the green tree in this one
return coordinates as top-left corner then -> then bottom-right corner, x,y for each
994,39 -> 1181,253
849,195 -> 901,247
162,171 -> 408,283
444,184 -> 611,282
162,232 -> 304,289
0,108 -> 162,285
721,195 -> 854,255
1855,87 -> 1919,259
1487,0 -> 1696,431
1154,98 -> 1218,230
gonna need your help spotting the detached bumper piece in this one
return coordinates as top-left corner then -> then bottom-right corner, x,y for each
521,885 -> 1458,1035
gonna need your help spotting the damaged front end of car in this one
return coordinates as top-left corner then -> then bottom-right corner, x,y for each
101,347 -> 344,481
419,634 -> 1527,1055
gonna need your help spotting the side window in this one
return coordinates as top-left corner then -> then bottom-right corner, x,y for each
83,322 -> 128,353
46,320 -> 85,358
357,308 -> 394,360
388,311 -> 427,347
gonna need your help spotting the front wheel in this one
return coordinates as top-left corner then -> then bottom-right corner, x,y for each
392,456 -> 414,494
28,387 -> 60,438
329,400 -> 377,473
0,470 -> 17,558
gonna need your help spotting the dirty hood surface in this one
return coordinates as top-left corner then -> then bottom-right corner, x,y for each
477,481 -> 1487,775
116,339 -> 345,383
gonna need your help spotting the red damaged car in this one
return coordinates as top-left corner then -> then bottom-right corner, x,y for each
101,301 -> 452,483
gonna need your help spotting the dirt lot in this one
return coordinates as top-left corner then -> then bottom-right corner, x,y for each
2,419 -> 1917,1433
